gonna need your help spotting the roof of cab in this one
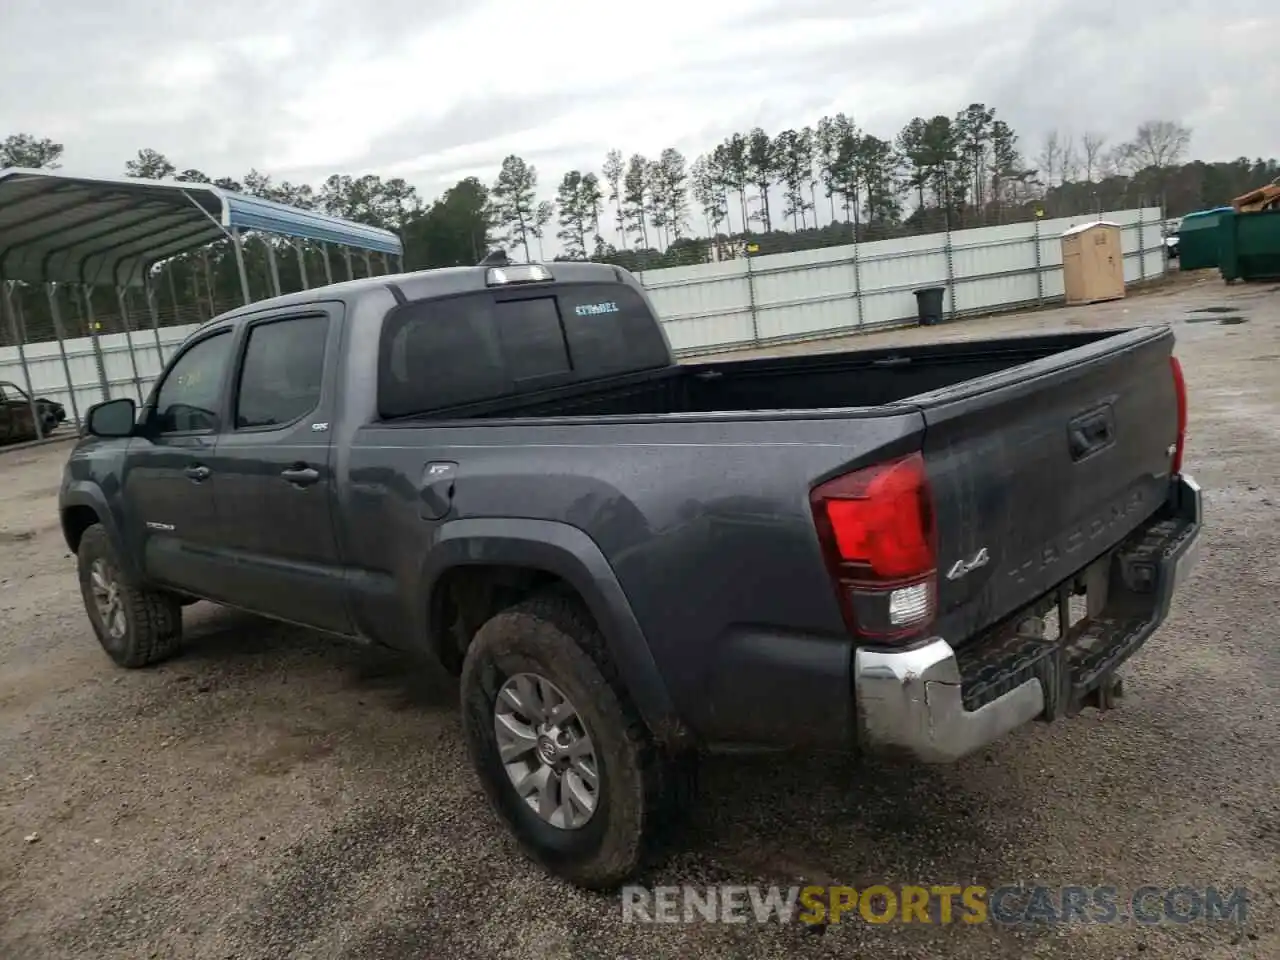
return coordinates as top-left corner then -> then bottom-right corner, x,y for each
207,261 -> 628,319
190,261 -> 634,335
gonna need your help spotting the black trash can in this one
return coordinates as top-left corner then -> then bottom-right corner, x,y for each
913,286 -> 945,326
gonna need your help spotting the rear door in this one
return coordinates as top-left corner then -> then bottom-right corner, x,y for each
208,305 -> 348,633
913,326 -> 1179,645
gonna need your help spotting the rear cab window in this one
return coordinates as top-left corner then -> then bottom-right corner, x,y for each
377,282 -> 669,418
493,297 -> 571,381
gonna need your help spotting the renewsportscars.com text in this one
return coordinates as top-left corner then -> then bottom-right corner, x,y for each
620,884 -> 1248,926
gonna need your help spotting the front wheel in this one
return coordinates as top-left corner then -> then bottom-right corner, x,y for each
76,524 -> 183,668
460,594 -> 668,890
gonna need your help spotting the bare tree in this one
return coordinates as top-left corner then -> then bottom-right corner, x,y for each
1120,120 -> 1192,171
1099,145 -> 1125,179
1036,130 -> 1063,189
1060,132 -> 1081,184
1081,131 -> 1107,182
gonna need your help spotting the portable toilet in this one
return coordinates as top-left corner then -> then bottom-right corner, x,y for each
1061,220 -> 1125,305
1177,206 -> 1233,270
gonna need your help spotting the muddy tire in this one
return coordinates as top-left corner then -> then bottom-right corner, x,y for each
460,592 -> 672,890
77,523 -> 183,668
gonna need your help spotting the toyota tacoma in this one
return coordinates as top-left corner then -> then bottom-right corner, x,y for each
59,261 -> 1202,889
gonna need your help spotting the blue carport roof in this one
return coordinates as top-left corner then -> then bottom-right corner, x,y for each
0,167 -> 403,288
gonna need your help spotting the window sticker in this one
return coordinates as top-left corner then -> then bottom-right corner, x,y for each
574,301 -> 619,317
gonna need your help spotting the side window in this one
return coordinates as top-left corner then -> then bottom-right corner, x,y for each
235,315 -> 329,428
153,331 -> 234,434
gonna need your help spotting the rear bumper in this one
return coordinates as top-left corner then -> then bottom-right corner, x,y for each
852,474 -> 1203,763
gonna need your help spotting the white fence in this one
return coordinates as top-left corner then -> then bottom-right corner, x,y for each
639,206 -> 1167,355
0,324 -> 194,432
2,207 -> 1166,429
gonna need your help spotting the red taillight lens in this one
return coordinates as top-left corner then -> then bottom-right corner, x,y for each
810,452 -> 937,643
821,457 -> 935,577
1170,354 -> 1187,474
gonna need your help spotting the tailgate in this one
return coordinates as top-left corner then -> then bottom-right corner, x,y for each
911,326 -> 1179,646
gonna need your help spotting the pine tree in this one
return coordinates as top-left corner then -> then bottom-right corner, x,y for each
490,155 -> 538,261
622,154 -> 651,249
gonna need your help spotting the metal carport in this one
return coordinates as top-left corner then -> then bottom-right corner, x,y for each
0,168 -> 404,439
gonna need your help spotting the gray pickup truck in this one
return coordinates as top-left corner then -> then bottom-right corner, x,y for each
59,261 -> 1202,889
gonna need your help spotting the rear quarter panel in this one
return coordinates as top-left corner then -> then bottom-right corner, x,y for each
341,411 -> 924,744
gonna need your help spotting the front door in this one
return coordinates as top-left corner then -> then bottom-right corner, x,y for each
209,307 -> 350,634
121,328 -> 236,595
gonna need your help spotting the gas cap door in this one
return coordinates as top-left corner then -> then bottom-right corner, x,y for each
419,461 -> 459,520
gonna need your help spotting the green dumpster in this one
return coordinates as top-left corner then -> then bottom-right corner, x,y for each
1176,206 -> 1232,270
1218,208 -> 1280,282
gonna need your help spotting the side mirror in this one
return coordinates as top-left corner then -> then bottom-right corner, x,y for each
85,398 -> 137,438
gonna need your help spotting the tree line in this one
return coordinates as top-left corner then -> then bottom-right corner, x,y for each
479,114 -> 1228,270
3,109 -> 1278,342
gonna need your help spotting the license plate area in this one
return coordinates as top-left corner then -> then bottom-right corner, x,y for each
956,500 -> 1198,718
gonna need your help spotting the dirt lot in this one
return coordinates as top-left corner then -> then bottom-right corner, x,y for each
1,273 -> 1277,959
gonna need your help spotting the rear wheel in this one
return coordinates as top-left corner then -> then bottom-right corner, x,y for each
77,524 -> 183,668
460,593 -> 671,890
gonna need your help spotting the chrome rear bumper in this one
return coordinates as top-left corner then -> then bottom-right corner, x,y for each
853,474 -> 1202,763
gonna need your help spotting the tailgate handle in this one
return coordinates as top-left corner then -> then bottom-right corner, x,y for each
1068,406 -> 1115,461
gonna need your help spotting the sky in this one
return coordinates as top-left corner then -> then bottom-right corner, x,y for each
2,0 -> 1278,209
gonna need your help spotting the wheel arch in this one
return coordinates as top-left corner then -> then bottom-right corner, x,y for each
60,484 -> 140,579
422,518 -> 690,750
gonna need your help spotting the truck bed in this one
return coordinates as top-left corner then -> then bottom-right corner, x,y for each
360,321 -> 1181,742
423,330 -> 1124,420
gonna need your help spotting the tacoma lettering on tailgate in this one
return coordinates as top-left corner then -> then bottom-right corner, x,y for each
1006,485 -> 1154,588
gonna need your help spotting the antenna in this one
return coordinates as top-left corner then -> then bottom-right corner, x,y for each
478,249 -> 510,267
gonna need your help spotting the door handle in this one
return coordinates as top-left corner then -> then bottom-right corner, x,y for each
281,464 -> 320,487
184,464 -> 211,482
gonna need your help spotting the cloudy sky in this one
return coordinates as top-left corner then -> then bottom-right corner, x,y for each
2,0 -> 1277,204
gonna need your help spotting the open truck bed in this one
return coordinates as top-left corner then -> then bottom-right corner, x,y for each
423,330 -> 1133,420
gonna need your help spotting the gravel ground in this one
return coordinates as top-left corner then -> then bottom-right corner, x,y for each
1,272 -> 1277,959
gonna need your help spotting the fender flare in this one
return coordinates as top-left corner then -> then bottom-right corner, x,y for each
423,517 -> 689,748
60,482 -> 141,581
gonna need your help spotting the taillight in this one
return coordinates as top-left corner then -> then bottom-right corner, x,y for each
810,452 -> 937,644
1170,354 -> 1188,474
